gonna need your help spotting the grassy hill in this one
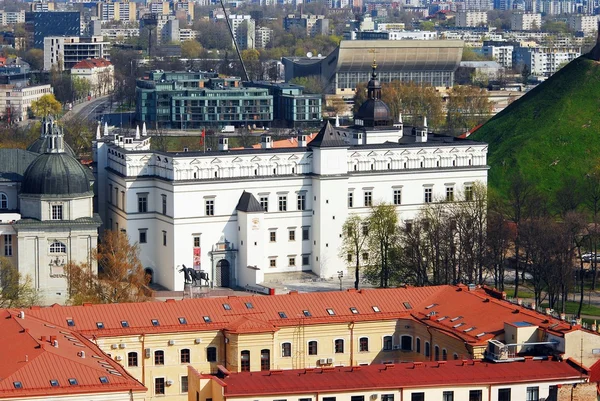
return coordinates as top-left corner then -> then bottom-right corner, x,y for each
470,55 -> 600,201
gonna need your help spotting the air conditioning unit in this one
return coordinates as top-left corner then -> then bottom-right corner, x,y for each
318,358 -> 327,365
111,344 -> 118,349
168,339 -> 175,346
115,355 -> 122,361
144,348 -> 151,358
166,380 -> 173,386
327,358 -> 333,364
195,338 -> 202,344
393,345 -> 401,350
370,395 -> 378,400
119,343 -> 126,349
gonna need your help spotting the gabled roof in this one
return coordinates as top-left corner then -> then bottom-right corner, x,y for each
71,58 -> 112,69
18,285 -> 582,345
309,121 -> 348,148
0,310 -> 145,399
225,316 -> 278,334
236,191 -> 264,213
219,359 -> 586,396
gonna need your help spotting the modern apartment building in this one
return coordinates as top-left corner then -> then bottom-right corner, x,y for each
284,14 -> 330,37
230,15 -> 255,50
0,10 -> 25,25
25,11 -> 81,49
482,43 -> 514,68
135,70 -> 273,129
43,36 -> 109,71
455,11 -> 488,27
514,45 -> 581,76
255,26 -> 273,49
511,12 -> 542,31
568,14 -> 598,35
97,1 -> 137,22
0,84 -> 52,122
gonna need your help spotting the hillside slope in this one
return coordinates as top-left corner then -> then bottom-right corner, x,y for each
470,55 -> 600,199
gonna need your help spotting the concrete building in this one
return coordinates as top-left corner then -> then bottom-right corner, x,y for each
136,70 -> 273,129
464,0 -> 493,10
140,13 -> 179,45
0,84 -> 52,123
19,284 -> 600,401
108,68 -> 485,292
455,11 -> 487,27
25,11 -> 81,49
282,40 -> 463,94
43,36 -> 109,71
568,14 -> 598,36
456,61 -> 504,84
511,12 -> 542,31
71,58 -> 114,97
0,120 -> 100,305
97,1 -> 137,22
0,309 -> 146,400
284,14 -> 330,37
0,10 -> 25,25
482,43 -> 514,68
179,28 -> 198,42
255,26 -> 273,49
149,1 -> 170,15
347,30 -> 438,41
190,360 -> 588,401
230,15 -> 255,50
29,1 -> 55,12
101,27 -> 140,41
514,45 -> 581,76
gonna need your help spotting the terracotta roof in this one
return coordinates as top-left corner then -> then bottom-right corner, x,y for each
72,58 -> 112,69
0,310 -> 145,399
225,316 -> 278,334
19,286 -> 577,344
219,359 -> 586,396
241,133 -> 317,150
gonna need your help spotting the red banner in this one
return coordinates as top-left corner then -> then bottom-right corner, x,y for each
193,247 -> 201,270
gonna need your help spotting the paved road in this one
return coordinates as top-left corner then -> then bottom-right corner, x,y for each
62,95 -> 111,122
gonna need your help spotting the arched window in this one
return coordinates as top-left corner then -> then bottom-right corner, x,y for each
180,348 -> 190,363
281,342 -> 291,357
454,353 -> 459,360
383,336 -> 393,351
260,349 -> 270,371
425,342 -> 430,357
308,341 -> 318,355
442,348 -> 448,361
49,241 -> 66,253
416,338 -> 421,353
359,337 -> 369,352
335,339 -> 344,353
401,335 -> 412,351
127,352 -> 138,367
240,350 -> 250,371
434,345 -> 440,361
0,193 -> 7,209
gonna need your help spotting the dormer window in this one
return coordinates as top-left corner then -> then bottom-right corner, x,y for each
121,321 -> 129,328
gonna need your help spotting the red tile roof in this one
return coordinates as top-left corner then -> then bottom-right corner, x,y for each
19,286 -> 577,345
72,58 -> 112,69
0,310 -> 145,399
230,133 -> 318,150
218,359 -> 586,396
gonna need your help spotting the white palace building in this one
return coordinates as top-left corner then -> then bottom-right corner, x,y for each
93,69 -> 488,292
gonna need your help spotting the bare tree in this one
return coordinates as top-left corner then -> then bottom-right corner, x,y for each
0,257 -> 41,308
340,215 -> 369,290
367,203 -> 399,288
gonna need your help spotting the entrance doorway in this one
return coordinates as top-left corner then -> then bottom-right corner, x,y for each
216,259 -> 230,287
144,268 -> 154,284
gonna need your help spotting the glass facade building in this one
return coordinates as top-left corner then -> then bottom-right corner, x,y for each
26,11 -> 81,49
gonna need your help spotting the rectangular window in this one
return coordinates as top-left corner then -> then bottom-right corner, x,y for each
207,347 -> 217,362
411,393 -> 424,401
162,230 -> 167,246
278,195 -> 287,211
139,229 -> 147,244
162,194 -> 167,214
205,199 -> 214,216
180,349 -> 191,363
121,191 -> 125,209
270,258 -> 276,268
469,390 -> 482,401
364,190 -> 372,207
108,184 -> 113,204
323,398 -> 336,401
155,378 -> 165,395
51,205 -> 63,220
193,236 -> 200,247
297,194 -> 306,210
181,376 -> 188,393
498,388 -> 511,401
260,196 -> 268,211
446,186 -> 454,202
137,194 -> 147,213
382,395 -> 394,401
270,231 -> 276,242
424,188 -> 432,203
282,343 -> 291,357
289,229 -> 295,241
442,391 -> 454,401
115,187 -> 119,207
465,185 -> 473,201
308,341 -> 317,355
393,189 -> 402,205
4,235 -> 12,257
302,255 -> 309,266
289,257 -> 295,266
526,387 -> 539,401
348,192 -> 354,207
302,227 -> 309,240
351,397 -> 364,401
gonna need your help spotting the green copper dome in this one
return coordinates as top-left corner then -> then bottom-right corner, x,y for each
21,153 -> 91,196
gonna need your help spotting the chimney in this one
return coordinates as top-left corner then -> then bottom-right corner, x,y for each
415,116 -> 428,143
49,335 -> 57,343
261,135 -> 272,149
218,137 -> 229,151
53,340 -> 59,348
78,351 -> 86,358
18,311 -> 25,319
298,134 -> 307,147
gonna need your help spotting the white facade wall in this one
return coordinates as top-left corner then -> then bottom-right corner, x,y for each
97,131 -> 487,291
511,13 -> 542,31
482,45 -> 514,68
456,11 -> 488,28
0,84 -> 53,122
568,14 -> 598,35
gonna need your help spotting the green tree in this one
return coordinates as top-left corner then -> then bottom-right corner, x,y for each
0,257 -> 41,308
30,93 -> 62,118
290,76 -> 326,94
181,39 -> 203,58
340,215 -> 369,290
367,203 -> 399,288
445,85 -> 493,135
21,48 -> 43,71
381,81 -> 445,129
66,230 -> 151,305
420,21 -> 435,31
72,76 -> 91,100
353,82 -> 368,114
